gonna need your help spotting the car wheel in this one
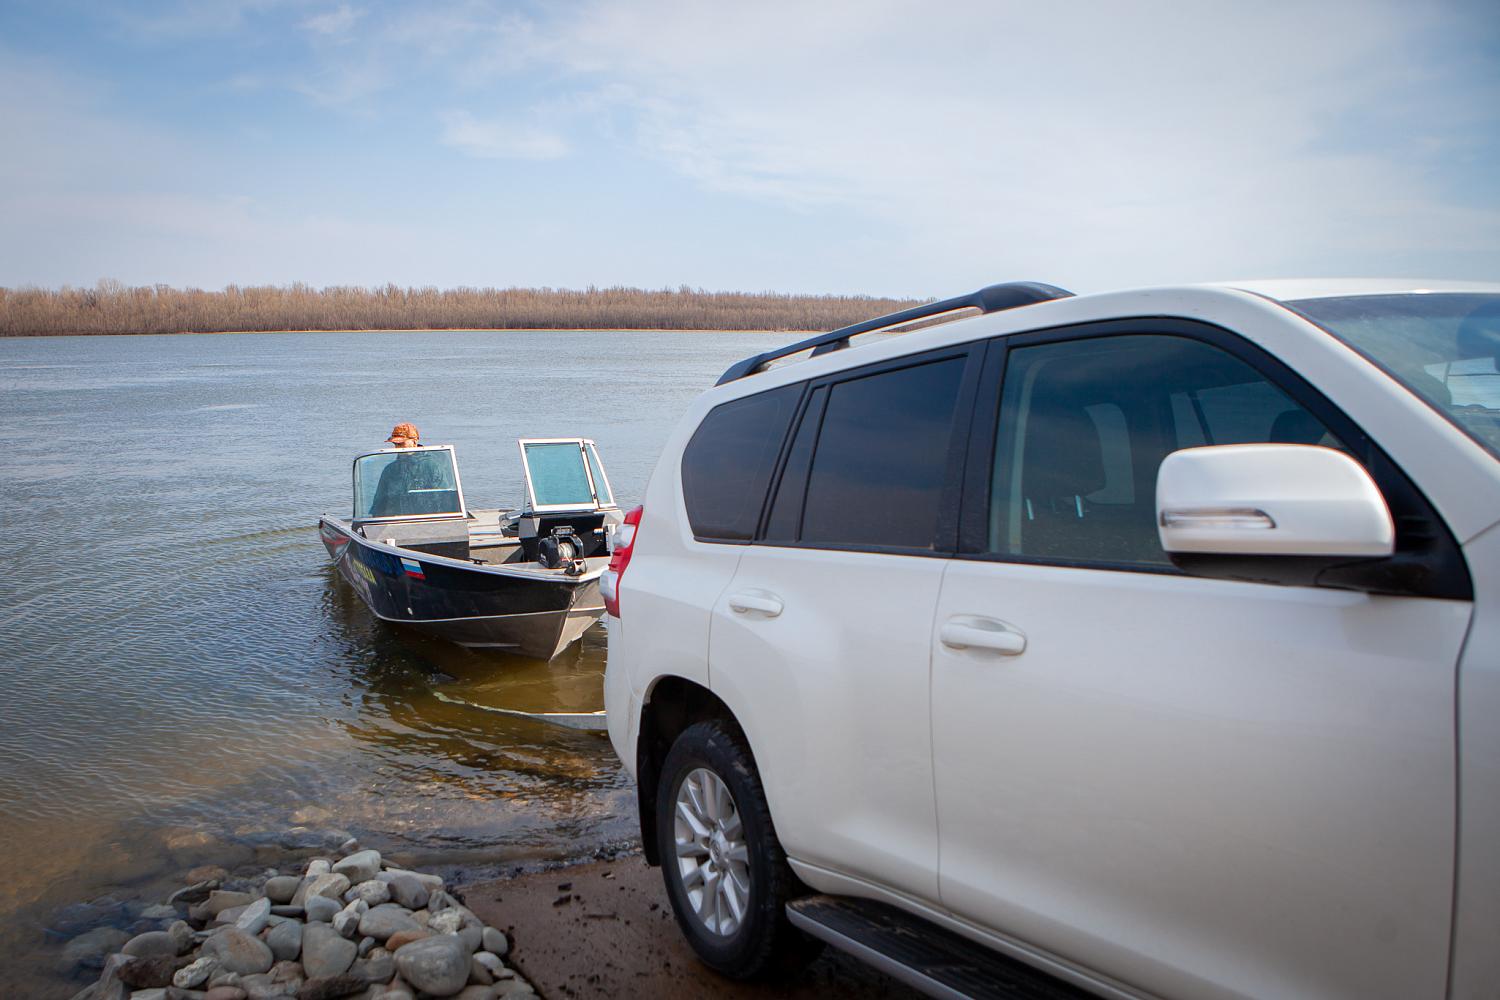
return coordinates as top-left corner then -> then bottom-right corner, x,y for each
655,719 -> 822,979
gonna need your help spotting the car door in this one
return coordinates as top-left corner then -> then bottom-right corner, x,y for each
931,322 -> 1472,999
708,346 -> 979,904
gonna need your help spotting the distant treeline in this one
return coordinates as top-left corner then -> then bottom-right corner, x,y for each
0,282 -> 924,337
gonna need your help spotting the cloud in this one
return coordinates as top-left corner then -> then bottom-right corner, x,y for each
301,3 -> 363,39
439,110 -> 569,160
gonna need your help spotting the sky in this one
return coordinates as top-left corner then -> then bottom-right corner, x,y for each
0,0 -> 1496,298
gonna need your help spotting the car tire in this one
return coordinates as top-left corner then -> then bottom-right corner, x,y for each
655,719 -> 823,979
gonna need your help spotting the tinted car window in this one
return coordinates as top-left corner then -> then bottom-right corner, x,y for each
763,386 -> 826,542
681,384 -> 800,541
990,335 -> 1341,567
800,358 -> 965,549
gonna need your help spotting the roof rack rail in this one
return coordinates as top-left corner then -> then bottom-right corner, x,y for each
715,281 -> 1074,385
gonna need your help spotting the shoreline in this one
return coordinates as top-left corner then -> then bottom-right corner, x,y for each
0,327 -> 811,339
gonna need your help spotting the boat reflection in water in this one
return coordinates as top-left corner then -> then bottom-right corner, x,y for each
319,438 -> 623,661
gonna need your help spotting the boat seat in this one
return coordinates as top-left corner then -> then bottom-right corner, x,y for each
357,517 -> 471,560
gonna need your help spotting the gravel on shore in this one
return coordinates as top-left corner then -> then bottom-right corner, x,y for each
62,842 -> 534,1000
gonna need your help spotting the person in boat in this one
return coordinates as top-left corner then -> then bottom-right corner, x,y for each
370,422 -> 454,517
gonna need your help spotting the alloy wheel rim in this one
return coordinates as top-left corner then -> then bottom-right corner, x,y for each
672,766 -> 750,937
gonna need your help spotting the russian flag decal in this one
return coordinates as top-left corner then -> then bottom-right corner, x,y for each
400,557 -> 425,580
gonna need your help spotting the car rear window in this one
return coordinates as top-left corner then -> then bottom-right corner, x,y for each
798,357 -> 966,549
681,384 -> 801,541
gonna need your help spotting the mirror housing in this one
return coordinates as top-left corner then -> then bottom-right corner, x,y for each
1157,445 -> 1396,588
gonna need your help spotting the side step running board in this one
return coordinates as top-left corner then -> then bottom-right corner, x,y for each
786,896 -> 1092,1000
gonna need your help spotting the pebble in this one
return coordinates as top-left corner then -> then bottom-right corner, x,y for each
302,921 -> 358,978
384,875 -> 428,911
304,896 -> 340,923
116,954 -> 180,989
296,973 -> 367,1000
358,904 -> 421,942
205,988 -> 248,1000
332,908 -> 361,939
60,926 -> 131,971
352,950 -> 395,983
429,910 -> 463,935
458,924 -> 482,954
494,980 -> 535,997
394,935 -> 470,997
175,955 -> 219,988
186,866 -> 231,885
304,873 -> 352,903
202,928 -> 274,976
480,928 -> 507,957
384,929 -> 431,951
123,929 -> 180,958
345,879 -> 390,907
139,903 -> 180,921
472,952 -> 505,976
206,891 -> 256,916
236,897 -> 272,936
264,876 -> 301,904
267,919 -> 303,962
331,850 -> 381,886
468,954 -> 493,985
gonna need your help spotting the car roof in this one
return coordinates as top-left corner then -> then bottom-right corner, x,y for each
1202,278 -> 1500,301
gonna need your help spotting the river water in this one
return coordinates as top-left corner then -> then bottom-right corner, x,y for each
0,328 -> 783,994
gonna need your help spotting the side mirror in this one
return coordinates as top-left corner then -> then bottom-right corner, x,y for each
1158,444 -> 1394,568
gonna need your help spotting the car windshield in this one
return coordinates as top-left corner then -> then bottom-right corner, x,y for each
354,449 -> 463,519
1286,293 -> 1500,461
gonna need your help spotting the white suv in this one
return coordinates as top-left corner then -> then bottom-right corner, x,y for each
601,280 -> 1500,1000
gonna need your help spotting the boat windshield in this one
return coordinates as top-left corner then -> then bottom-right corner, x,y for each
520,438 -> 613,511
353,447 -> 464,520
1286,292 -> 1500,462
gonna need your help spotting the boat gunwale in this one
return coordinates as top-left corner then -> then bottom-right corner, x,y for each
318,514 -> 608,583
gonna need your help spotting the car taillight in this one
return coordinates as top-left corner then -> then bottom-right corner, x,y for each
601,505 -> 642,618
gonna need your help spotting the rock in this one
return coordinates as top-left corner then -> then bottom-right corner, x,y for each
493,980 -> 534,998
295,974 -> 366,1000
207,970 -> 242,989
345,880 -> 390,907
61,926 -> 132,971
352,949 -> 395,983
213,905 -> 248,927
163,828 -> 218,853
116,954 -> 181,988
332,851 -> 381,886
205,988 -> 248,1000
266,920 -> 302,962
93,952 -> 135,1000
203,928 -> 274,975
302,922 -> 357,979
186,866 -> 231,885
238,972 -> 280,1000
264,877 -> 301,905
269,960 -> 306,987
270,905 -> 304,918
124,930 -> 179,958
128,990 -> 169,1000
304,874 -> 351,903
206,891 -> 257,917
168,880 -> 218,907
457,925 -> 481,954
333,909 -> 361,940
357,905 -> 420,943
306,859 -> 332,877
304,896 -> 340,923
381,979 -> 414,1000
377,869 -> 443,891
467,955 -> 493,986
409,910 -> 430,929
393,935 -> 469,997
427,911 -> 462,936
382,876 -> 427,911
479,929 -> 507,958
168,921 -> 195,954
338,837 -> 361,855
138,903 -> 180,922
455,988 -> 497,1000
236,898 -> 272,936
357,936 -> 376,958
188,902 -> 214,925
471,953 -> 505,979
174,955 -> 219,989
383,930 -> 430,952
426,890 -> 455,913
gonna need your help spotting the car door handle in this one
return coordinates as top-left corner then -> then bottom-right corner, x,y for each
728,591 -> 783,618
940,616 -> 1027,655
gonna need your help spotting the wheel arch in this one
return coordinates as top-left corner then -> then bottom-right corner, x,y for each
636,674 -> 747,866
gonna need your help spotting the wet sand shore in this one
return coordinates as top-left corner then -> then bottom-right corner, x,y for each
462,855 -> 921,999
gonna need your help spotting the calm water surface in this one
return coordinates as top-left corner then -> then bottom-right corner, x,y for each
0,329 -> 782,994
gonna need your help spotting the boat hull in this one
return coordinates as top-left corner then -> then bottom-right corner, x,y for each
318,517 -> 604,660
